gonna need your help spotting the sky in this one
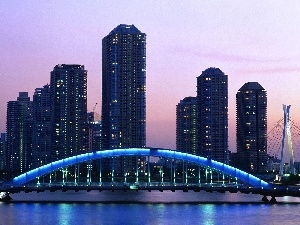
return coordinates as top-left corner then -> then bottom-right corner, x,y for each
0,1 -> 300,154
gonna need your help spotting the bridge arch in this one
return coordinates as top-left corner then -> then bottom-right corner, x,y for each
13,148 -> 270,188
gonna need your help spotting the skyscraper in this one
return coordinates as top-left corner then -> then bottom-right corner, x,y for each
197,67 -> 228,163
0,133 -> 6,171
236,82 -> 267,173
102,24 -> 146,150
50,64 -> 88,161
32,84 -> 51,168
176,97 -> 197,155
102,24 -> 146,175
6,92 -> 33,176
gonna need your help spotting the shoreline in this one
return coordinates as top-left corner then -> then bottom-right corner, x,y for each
2,189 -> 300,204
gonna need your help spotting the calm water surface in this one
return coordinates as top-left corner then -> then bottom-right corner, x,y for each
1,191 -> 300,225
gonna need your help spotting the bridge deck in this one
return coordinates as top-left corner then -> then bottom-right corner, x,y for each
2,184 -> 300,198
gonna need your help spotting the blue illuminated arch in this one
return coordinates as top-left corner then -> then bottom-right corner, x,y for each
13,148 -> 270,188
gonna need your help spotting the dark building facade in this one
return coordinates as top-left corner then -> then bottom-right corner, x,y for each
50,64 -> 88,161
0,133 -> 6,171
101,24 -> 146,175
197,68 -> 228,163
236,82 -> 267,173
87,112 -> 102,152
32,84 -> 51,168
102,24 -> 146,149
176,97 -> 197,155
6,92 -> 33,176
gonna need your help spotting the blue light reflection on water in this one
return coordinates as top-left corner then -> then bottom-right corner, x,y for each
202,204 -> 215,225
1,202 -> 300,225
1,191 -> 300,225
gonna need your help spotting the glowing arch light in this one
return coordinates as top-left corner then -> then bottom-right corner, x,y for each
13,148 -> 270,188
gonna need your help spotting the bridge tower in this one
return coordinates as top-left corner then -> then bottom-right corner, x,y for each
280,105 -> 295,176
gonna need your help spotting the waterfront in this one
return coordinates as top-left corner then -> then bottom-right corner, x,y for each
1,191 -> 300,225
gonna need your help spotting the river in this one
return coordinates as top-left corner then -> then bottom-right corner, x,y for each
0,190 -> 300,224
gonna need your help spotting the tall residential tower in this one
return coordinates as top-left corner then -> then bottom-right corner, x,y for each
236,82 -> 267,173
50,64 -> 88,161
197,68 -> 228,163
102,24 -> 146,174
176,97 -> 197,155
6,92 -> 33,176
102,24 -> 146,150
32,84 -> 51,168
0,133 -> 6,172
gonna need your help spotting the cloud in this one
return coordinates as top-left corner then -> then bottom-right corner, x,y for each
172,46 -> 300,64
171,45 -> 300,75
235,66 -> 300,75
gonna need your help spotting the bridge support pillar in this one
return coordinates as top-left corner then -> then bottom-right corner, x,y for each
159,157 -> 163,185
147,156 -> 151,185
198,166 -> 201,185
136,156 -> 139,184
269,196 -> 277,204
170,159 -> 173,185
173,160 -> 176,184
99,159 -> 102,184
261,196 -> 269,202
112,158 -> 115,183
185,161 -> 188,184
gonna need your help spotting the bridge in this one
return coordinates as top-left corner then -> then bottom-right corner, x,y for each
1,148 -> 300,202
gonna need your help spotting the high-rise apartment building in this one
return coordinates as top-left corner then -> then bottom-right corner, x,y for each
32,84 -> 51,168
197,67 -> 228,163
6,92 -> 33,176
176,97 -> 197,155
50,64 -> 88,161
102,24 -> 146,174
0,133 -> 6,171
102,24 -> 146,149
236,82 -> 267,173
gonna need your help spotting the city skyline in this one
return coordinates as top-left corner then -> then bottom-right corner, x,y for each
0,1 -> 300,153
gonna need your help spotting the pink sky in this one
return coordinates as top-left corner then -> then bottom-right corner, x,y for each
0,1 -> 300,154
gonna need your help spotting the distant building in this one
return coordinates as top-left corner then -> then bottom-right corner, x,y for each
294,162 -> 300,174
267,155 -> 280,173
236,82 -> 267,173
197,68 -> 228,163
0,133 -> 6,171
32,84 -> 51,168
101,24 -> 146,174
50,64 -> 88,161
176,97 -> 197,155
6,92 -> 33,176
87,112 -> 102,151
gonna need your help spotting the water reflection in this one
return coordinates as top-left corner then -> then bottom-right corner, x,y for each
1,202 -> 300,225
58,204 -> 72,225
202,205 -> 215,225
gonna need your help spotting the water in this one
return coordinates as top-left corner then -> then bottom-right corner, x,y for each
1,191 -> 300,225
